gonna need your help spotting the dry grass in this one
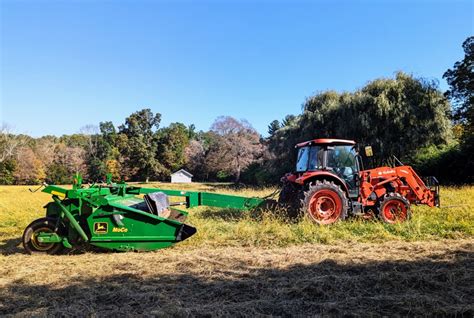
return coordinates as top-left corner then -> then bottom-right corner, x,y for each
0,240 -> 472,316
0,183 -> 473,316
1,184 -> 473,249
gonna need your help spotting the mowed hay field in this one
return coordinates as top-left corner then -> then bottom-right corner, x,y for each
0,184 -> 473,316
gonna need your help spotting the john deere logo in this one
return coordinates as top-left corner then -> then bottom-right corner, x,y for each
94,222 -> 108,234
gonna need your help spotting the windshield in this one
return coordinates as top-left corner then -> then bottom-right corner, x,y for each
326,145 -> 358,176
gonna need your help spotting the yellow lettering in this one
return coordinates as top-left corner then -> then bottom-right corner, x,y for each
112,227 -> 128,233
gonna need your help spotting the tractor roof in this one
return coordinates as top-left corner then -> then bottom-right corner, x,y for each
295,138 -> 356,148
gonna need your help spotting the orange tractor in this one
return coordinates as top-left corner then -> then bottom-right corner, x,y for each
278,138 -> 440,224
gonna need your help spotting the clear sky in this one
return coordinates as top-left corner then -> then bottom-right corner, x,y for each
1,0 -> 472,137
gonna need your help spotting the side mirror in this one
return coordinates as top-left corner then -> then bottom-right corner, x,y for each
365,146 -> 373,157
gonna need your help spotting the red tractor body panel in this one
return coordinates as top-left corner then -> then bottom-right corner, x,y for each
294,171 -> 350,193
359,165 -> 438,207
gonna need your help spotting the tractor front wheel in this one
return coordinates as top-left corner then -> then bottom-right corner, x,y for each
378,193 -> 411,224
22,217 -> 64,255
303,180 -> 349,225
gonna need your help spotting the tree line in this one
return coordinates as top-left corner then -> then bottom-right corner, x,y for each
1,37 -> 472,185
0,113 -> 263,184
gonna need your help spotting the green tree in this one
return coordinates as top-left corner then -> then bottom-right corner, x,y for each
95,121 -> 122,180
0,159 -> 16,185
118,109 -> 164,181
443,36 -> 474,133
442,36 -> 474,183
267,120 -> 281,136
268,72 -> 452,176
157,122 -> 190,174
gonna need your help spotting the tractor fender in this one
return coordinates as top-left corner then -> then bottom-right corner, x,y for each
296,171 -> 349,195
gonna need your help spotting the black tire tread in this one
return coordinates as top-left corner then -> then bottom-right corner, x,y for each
378,192 -> 411,223
22,217 -> 64,255
302,180 -> 349,224
278,182 -> 303,218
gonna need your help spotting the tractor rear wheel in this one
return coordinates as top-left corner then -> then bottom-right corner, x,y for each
278,182 -> 303,218
22,217 -> 64,255
378,193 -> 411,223
303,180 -> 349,225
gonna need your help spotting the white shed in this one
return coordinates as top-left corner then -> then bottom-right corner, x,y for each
170,169 -> 193,183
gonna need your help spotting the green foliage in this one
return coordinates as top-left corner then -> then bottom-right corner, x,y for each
157,122 -> 190,174
443,36 -> 474,130
267,72 -> 452,176
47,162 -> 72,184
240,161 -> 274,185
0,160 -> 16,185
118,109 -> 165,181
87,157 -> 107,182
1,67 -> 469,185
442,36 -> 474,184
267,120 -> 280,136
216,170 -> 232,181
60,134 -> 89,148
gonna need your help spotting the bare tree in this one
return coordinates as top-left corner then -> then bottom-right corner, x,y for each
210,116 -> 263,182
0,123 -> 27,163
79,124 -> 100,159
35,137 -> 57,168
185,139 -> 205,171
14,147 -> 45,184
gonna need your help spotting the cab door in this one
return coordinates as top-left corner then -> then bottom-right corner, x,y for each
326,146 -> 360,198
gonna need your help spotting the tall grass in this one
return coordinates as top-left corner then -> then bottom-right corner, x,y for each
0,184 -> 472,249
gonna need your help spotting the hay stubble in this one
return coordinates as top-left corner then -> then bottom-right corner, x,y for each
0,184 -> 473,316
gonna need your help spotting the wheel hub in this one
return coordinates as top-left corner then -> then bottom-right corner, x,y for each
308,189 -> 342,224
383,200 -> 407,223
30,227 -> 55,251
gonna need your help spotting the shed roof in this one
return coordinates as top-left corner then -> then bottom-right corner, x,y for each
171,169 -> 193,178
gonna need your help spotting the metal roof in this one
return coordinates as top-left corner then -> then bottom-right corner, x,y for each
171,169 -> 193,178
295,138 -> 356,148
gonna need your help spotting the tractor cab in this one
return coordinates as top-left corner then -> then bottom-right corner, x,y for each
294,138 -> 360,197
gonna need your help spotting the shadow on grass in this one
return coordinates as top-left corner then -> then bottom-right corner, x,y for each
0,237 -> 113,256
0,247 -> 472,316
0,237 -> 23,255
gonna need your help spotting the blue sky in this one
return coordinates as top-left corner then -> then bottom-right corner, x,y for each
1,0 -> 472,137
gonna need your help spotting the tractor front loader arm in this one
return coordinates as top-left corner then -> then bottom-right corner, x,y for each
396,166 -> 439,207
366,166 -> 439,207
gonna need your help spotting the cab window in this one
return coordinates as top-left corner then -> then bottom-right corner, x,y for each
326,145 -> 358,188
296,147 -> 309,172
308,146 -> 323,170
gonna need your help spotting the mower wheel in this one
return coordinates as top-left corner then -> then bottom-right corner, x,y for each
303,180 -> 349,225
378,193 -> 411,224
22,217 -> 64,255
